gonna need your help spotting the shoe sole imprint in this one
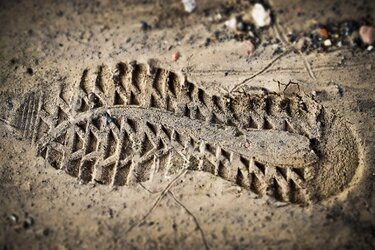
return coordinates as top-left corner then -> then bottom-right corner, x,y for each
13,62 -> 359,204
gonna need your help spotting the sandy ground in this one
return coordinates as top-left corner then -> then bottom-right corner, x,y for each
0,0 -> 374,249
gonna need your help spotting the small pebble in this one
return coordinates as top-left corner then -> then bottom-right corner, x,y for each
171,51 -> 181,62
214,13 -> 223,22
323,39 -> 332,47
9,214 -> 18,223
181,0 -> 196,13
224,17 -> 237,30
359,25 -> 375,45
319,28 -> 329,38
23,216 -> 34,229
251,3 -> 271,27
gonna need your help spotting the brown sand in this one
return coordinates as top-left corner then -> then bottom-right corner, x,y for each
0,0 -> 374,249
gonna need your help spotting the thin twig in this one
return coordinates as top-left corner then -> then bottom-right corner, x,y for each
137,174 -> 210,249
189,61 -> 370,75
275,23 -> 316,80
273,24 -> 289,46
139,182 -> 161,194
230,49 -> 291,93
296,50 -> 316,80
168,190 -> 210,250
125,169 -> 188,234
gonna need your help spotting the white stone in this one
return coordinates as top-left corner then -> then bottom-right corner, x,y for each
324,39 -> 332,47
251,3 -> 271,27
181,0 -> 196,13
225,17 -> 237,30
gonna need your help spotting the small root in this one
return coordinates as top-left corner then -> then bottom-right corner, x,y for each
168,190 -> 210,250
125,169 -> 188,234
230,49 -> 291,93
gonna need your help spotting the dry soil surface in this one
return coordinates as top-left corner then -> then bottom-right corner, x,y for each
0,0 -> 374,249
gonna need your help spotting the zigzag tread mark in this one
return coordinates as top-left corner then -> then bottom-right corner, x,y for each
14,62 -> 327,204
